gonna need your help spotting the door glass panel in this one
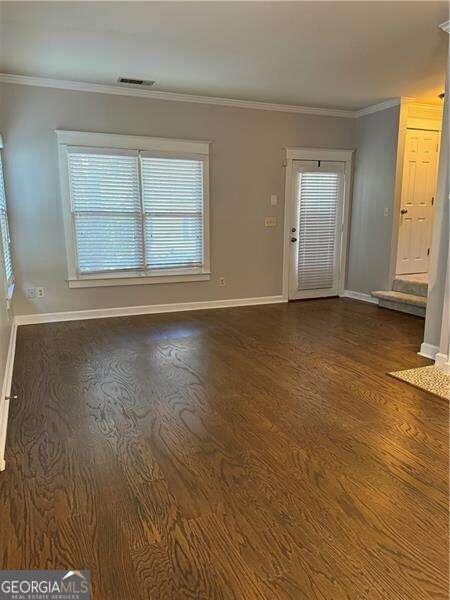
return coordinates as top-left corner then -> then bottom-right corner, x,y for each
296,170 -> 341,290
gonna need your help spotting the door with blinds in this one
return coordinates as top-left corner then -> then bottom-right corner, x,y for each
289,160 -> 345,299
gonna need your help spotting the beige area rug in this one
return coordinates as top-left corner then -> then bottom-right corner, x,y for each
389,365 -> 449,400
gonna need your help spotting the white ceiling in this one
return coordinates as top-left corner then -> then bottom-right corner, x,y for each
0,1 -> 448,110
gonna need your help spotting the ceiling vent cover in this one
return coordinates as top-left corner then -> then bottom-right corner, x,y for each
118,77 -> 156,87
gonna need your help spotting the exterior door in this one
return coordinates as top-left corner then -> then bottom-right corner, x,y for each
288,160 -> 345,300
396,128 -> 440,275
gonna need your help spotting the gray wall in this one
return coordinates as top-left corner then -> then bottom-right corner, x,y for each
1,83 -> 354,315
346,106 -> 400,294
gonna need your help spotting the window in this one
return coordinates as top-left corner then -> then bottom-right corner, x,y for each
0,136 -> 14,298
57,131 -> 210,288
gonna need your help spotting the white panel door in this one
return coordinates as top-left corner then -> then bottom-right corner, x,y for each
288,160 -> 345,300
396,128 -> 440,275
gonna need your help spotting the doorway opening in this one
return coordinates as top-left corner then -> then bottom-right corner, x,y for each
393,101 -> 443,296
283,148 -> 353,301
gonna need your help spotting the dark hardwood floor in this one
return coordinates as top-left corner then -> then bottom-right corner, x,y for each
0,298 -> 447,599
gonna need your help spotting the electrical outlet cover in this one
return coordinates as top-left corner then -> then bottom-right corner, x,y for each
264,216 -> 277,227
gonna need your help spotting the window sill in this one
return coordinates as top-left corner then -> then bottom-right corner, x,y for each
68,272 -> 211,288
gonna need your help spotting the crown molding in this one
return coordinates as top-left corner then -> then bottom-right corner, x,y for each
439,20 -> 450,33
0,73 -> 355,118
354,98 -> 403,118
0,73 -> 416,120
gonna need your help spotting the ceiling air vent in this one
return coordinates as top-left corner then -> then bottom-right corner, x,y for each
118,77 -> 156,87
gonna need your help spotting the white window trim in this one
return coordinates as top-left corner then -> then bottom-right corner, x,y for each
56,130 -> 211,288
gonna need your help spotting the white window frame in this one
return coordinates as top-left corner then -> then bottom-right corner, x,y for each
56,130 -> 211,288
0,135 -> 14,301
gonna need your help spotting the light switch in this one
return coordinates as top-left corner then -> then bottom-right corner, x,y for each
265,216 -> 277,227
270,194 -> 278,206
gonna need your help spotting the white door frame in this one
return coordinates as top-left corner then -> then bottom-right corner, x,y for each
282,147 -> 354,301
388,100 -> 443,285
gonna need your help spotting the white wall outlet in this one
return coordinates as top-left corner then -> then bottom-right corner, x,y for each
384,207 -> 390,217
264,216 -> 277,227
219,276 -> 226,287
36,287 -> 45,298
26,287 -> 36,299
270,194 -> 278,206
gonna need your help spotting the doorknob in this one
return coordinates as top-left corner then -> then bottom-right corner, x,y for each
401,208 -> 408,214
291,237 -> 298,243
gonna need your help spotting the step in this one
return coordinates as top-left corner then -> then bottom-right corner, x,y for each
393,277 -> 428,298
371,290 -> 427,317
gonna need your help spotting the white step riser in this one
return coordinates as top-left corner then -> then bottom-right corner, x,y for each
371,289 -> 427,317
393,278 -> 428,298
378,299 -> 426,318
378,299 -> 426,317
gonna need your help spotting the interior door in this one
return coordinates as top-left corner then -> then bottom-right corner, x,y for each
396,128 -> 440,275
288,160 -> 345,300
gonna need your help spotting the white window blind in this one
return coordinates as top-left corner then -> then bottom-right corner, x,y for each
0,153 -> 14,290
65,144 -> 207,280
141,155 -> 203,271
297,171 -> 341,290
68,148 -> 143,274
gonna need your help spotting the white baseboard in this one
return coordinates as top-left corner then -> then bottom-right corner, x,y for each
0,320 -> 18,471
14,295 -> 286,326
435,352 -> 450,373
418,342 -> 439,360
341,290 -> 379,305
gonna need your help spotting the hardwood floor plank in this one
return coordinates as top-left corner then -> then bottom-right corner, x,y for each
0,298 -> 447,599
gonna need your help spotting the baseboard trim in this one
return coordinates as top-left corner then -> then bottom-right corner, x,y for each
418,342 -> 439,360
0,320 -> 18,471
434,352 -> 450,373
15,295 -> 286,326
341,290 -> 379,305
